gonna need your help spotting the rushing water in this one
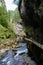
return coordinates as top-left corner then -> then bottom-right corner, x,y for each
0,43 -> 37,65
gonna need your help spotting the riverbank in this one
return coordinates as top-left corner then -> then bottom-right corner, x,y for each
0,39 -> 19,59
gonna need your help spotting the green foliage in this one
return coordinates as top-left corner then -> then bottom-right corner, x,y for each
0,24 -> 15,44
0,14 -> 8,28
0,0 -> 15,44
0,0 -> 22,44
0,24 -> 13,37
0,0 -> 8,28
14,8 -> 22,22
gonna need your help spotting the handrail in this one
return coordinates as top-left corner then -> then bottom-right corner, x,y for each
25,38 -> 43,49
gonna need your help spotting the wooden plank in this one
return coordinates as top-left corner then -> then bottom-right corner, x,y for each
25,38 -> 43,49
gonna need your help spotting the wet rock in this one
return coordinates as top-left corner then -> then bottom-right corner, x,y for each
0,49 -> 8,60
1,49 -> 26,65
23,54 -> 37,65
0,61 -> 6,65
0,43 -> 37,65
2,50 -> 14,62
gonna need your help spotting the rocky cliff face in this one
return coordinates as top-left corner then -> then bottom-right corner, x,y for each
18,0 -> 43,44
18,0 -> 43,28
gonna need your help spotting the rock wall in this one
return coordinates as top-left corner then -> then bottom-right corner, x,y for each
18,0 -> 43,44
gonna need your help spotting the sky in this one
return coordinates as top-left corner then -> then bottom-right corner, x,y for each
4,0 -> 18,11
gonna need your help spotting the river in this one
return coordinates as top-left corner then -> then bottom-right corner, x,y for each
0,43 -> 37,65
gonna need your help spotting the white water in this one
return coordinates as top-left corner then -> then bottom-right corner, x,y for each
0,43 -> 37,65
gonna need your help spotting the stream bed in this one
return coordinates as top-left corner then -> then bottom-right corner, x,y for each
0,43 -> 37,65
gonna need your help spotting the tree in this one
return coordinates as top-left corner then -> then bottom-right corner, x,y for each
14,8 -> 22,22
0,0 -> 8,28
